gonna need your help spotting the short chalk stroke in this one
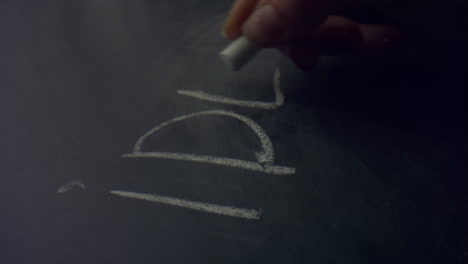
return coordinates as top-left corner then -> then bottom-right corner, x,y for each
57,180 -> 86,193
177,67 -> 284,110
110,190 -> 261,220
122,110 -> 295,175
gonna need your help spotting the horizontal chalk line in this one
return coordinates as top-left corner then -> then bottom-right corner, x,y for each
177,67 -> 284,110
177,90 -> 281,109
110,190 -> 261,220
122,152 -> 295,175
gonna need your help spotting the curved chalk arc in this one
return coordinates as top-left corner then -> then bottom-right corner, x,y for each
123,110 -> 295,175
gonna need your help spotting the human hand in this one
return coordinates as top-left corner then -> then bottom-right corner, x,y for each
222,0 -> 404,70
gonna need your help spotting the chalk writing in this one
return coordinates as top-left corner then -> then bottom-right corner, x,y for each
57,180 -> 86,193
177,68 -> 284,109
122,110 -> 295,175
110,190 -> 261,220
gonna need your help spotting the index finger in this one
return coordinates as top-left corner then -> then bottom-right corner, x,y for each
222,0 -> 260,39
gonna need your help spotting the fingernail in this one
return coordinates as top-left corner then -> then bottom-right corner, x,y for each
221,27 -> 239,40
242,5 -> 286,47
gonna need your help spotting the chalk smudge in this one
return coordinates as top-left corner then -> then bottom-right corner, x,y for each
57,180 -> 86,193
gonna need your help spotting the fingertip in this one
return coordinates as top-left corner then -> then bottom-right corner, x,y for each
268,0 -> 328,31
358,24 -> 406,55
242,4 -> 287,47
222,0 -> 258,40
221,28 -> 241,40
314,16 -> 363,56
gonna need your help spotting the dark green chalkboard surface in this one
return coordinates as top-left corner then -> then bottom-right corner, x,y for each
1,0 -> 465,263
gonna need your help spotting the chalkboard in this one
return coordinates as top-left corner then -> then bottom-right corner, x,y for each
1,1 -> 465,263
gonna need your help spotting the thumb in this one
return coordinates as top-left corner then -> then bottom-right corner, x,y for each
242,0 -> 330,47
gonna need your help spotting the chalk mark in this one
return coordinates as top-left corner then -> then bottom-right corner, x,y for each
122,110 -> 295,175
110,190 -> 261,220
177,67 -> 284,110
57,180 -> 86,193
123,152 -> 295,175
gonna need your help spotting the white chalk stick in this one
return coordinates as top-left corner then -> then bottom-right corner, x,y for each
219,36 -> 260,71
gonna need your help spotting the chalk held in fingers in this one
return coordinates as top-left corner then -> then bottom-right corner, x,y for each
219,36 -> 260,71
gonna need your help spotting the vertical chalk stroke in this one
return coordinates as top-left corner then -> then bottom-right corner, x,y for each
110,190 -> 261,220
57,180 -> 86,193
177,67 -> 284,109
122,110 -> 295,175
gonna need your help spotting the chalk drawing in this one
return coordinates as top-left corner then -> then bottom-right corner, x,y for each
57,180 -> 86,193
177,67 -> 284,109
110,190 -> 261,220
122,110 -> 295,175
